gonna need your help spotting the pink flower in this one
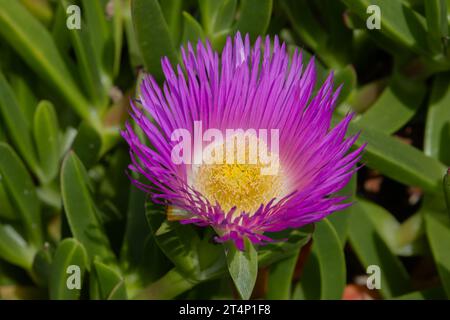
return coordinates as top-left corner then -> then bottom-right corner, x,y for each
122,33 -> 365,250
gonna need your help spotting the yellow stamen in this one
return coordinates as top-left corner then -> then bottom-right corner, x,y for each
192,133 -> 284,215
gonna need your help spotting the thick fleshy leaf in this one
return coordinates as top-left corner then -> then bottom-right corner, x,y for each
334,65 -> 357,104
258,225 -> 313,266
345,120 -> 447,194
51,2 -> 72,57
9,75 -> 37,128
120,186 -> 171,285
0,124 -> 5,142
266,250 -> 299,299
0,143 -> 42,246
281,0 -> 325,53
181,12 -> 206,46
145,202 -> 225,281
361,199 -> 424,256
355,74 -> 426,134
281,0 -> 350,67
79,0 -> 122,82
213,0 -> 237,33
197,0 -> 236,49
295,219 -> 345,299
0,72 -> 39,175
32,244 -> 53,288
92,259 -> 127,300
348,202 -> 411,298
60,0 -> 108,108
225,238 -> 258,300
341,0 -> 430,57
146,202 -> 200,276
60,152 -> 116,265
80,0 -> 109,62
72,122 -> 102,169
328,172 -> 357,246
0,0 -> 90,120
136,268 -> 197,299
235,0 -> 272,40
424,0 -> 448,54
124,0 -> 143,69
49,239 -> 88,300
424,210 -> 450,298
111,0 -> 124,78
33,101 -> 60,183
424,73 -> 450,165
317,0 -> 353,66
160,0 -> 183,44
198,0 -> 223,33
132,0 -> 178,82
444,170 -> 450,220
0,183 -> 15,221
0,224 -> 35,270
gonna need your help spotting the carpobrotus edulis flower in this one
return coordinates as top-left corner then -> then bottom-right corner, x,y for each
122,32 -> 365,250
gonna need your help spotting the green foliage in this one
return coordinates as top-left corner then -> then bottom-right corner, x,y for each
0,0 -> 449,301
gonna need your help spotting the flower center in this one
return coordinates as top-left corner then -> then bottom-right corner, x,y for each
192,133 -> 284,215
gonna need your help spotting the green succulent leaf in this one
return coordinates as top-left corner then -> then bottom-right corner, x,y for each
225,238 -> 258,300
72,122 -> 102,169
92,258 -> 127,300
146,202 -> 201,277
60,152 -> 116,265
266,250 -> 299,299
121,187 -> 171,285
424,72 -> 450,165
0,142 -> 42,247
235,0 -> 272,40
0,182 -> 15,221
295,219 -> 346,300
160,0 -> 183,44
49,239 -> 88,300
281,0 -> 326,52
111,0 -> 124,78
214,0 -> 237,33
132,0 -> 178,82
328,171 -> 357,247
124,0 -> 143,69
198,0 -> 223,33
348,202 -> 411,298
0,224 -> 35,270
341,0 -> 430,57
346,120 -> 447,194
80,0 -> 110,63
61,0 -> 108,108
258,225 -> 313,267
9,75 -> 38,129
424,0 -> 448,54
355,74 -> 426,134
0,72 -> 39,176
181,11 -> 206,46
32,244 -> 53,288
424,210 -> 450,298
0,0 -> 90,121
360,199 -> 425,256
136,267 -> 196,300
33,101 -> 60,183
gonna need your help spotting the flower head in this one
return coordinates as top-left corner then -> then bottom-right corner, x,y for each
122,32 -> 365,250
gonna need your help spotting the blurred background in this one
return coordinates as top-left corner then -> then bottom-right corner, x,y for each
0,0 -> 449,300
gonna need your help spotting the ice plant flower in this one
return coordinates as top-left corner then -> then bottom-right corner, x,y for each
122,32 -> 365,250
